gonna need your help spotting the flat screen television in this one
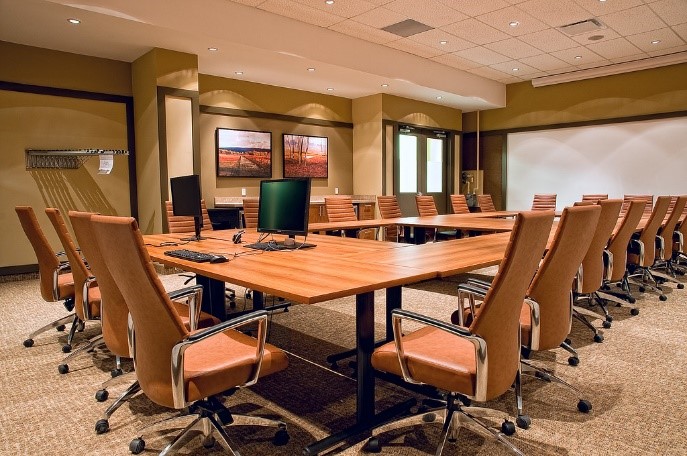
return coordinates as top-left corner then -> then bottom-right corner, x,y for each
170,174 -> 204,241
257,177 -> 311,244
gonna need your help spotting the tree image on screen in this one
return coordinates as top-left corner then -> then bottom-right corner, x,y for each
283,134 -> 327,178
217,129 -> 271,177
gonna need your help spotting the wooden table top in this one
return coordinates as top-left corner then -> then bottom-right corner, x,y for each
309,214 -> 519,233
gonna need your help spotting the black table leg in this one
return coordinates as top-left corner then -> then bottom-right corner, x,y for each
195,275 -> 227,321
356,291 -> 375,425
385,286 -> 402,342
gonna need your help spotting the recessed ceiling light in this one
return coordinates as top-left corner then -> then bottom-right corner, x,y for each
234,71 -> 243,75
67,18 -> 80,24
381,83 -> 389,87
574,55 -> 582,59
512,68 -> 519,72
509,21 -> 519,27
436,96 -> 442,100
307,67 -> 316,72
325,0 -> 334,4
651,39 -> 661,44
599,0 -> 607,2
326,87 -> 334,91
439,40 -> 448,45
208,47 -> 218,52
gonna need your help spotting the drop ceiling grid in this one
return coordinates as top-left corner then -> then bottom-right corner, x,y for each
648,0 -> 687,26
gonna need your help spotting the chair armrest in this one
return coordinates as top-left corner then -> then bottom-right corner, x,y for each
628,238 -> 645,265
168,284 -> 203,331
456,284 -> 487,326
675,231 -> 684,254
602,249 -> 613,282
52,262 -> 73,301
522,298 -> 541,350
82,275 -> 98,320
170,310 -> 268,408
655,234 -> 665,260
466,278 -> 491,290
390,308 -> 488,401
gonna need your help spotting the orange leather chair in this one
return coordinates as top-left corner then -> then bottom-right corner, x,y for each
651,196 -> 687,285
69,211 -> 219,435
324,195 -> 376,239
15,206 -> 76,349
242,197 -> 259,229
621,194 -> 653,219
367,211 -> 553,455
91,214 -> 289,454
476,194 -> 496,212
165,199 -> 213,234
377,195 -> 404,242
449,194 -> 471,214
582,194 -> 608,202
531,194 -> 556,211
415,195 -> 457,241
674,197 -> 687,270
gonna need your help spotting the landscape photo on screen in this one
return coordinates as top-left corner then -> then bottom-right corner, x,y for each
283,134 -> 328,178
216,128 -> 272,177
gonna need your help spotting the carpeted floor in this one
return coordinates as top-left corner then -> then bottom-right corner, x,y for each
1,267 -> 686,456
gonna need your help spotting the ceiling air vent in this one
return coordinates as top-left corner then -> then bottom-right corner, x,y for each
557,18 -> 605,36
382,19 -> 433,38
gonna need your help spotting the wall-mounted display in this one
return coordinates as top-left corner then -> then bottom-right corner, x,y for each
283,134 -> 328,178
216,128 -> 272,178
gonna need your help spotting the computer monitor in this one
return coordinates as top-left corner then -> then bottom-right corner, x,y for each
170,174 -> 204,241
257,177 -> 311,242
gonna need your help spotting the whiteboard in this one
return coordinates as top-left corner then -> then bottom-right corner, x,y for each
506,116 -> 687,211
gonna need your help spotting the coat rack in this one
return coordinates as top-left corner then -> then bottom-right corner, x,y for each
25,149 -> 129,170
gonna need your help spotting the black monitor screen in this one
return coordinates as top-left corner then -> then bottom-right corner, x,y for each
170,174 -> 203,240
257,178 -> 311,237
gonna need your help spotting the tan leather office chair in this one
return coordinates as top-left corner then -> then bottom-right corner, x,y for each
449,194 -> 471,214
242,197 -> 259,229
91,214 -> 289,454
367,211 -> 553,455
165,199 -> 213,234
626,196 -> 671,300
15,206 -> 76,349
45,207 -> 102,370
650,195 -> 687,287
674,197 -> 687,270
476,194 -> 496,212
377,195 -> 403,242
415,195 -> 456,241
531,194 -> 556,211
582,194 -> 608,202
324,195 -> 376,239
621,194 -> 653,219
69,211 -> 220,435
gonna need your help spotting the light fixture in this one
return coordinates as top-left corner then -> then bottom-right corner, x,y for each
325,0 -> 334,4
512,67 -> 519,72
651,39 -> 661,45
439,40 -> 448,45
436,96 -> 442,100
326,87 -> 334,91
574,55 -> 582,59
307,67 -> 315,72
381,83 -> 389,87
208,47 -> 218,52
234,71 -> 243,75
67,18 -> 80,24
509,21 -> 519,27
532,51 -> 687,87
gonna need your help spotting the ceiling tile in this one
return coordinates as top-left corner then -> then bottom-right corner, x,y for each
259,0 -> 345,27
408,28 -> 474,52
672,23 -> 687,41
476,5 -> 549,36
496,74 -> 528,84
352,7 -> 407,28
441,18 -> 511,44
453,46 -> 511,64
490,60 -> 540,76
518,0 -> 592,27
551,46 -> 606,64
586,37 -> 645,59
649,0 -> 687,26
484,37 -> 543,59
385,0 -> 468,27
626,27 -> 685,52
293,0 -> 378,18
570,27 -> 621,45
647,43 -> 687,56
329,19 -> 402,44
600,4 -> 668,35
436,0 -> 512,16
431,52 -> 483,69
385,37 -> 445,57
573,0 -> 644,16
522,28 -> 580,52
466,65 -> 518,80
519,53 -> 571,71
609,53 -> 649,64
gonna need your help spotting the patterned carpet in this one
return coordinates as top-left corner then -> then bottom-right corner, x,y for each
1,267 -> 686,456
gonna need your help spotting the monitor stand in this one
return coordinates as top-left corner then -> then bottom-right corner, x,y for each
180,215 -> 205,241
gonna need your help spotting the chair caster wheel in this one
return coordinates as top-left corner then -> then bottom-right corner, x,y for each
202,436 -> 216,449
606,315 -> 613,322
578,399 -> 592,413
23,339 -> 34,348
627,296 -> 636,304
422,412 -> 437,423
501,420 -> 516,436
95,419 -> 109,434
564,338 -> 572,345
273,428 -> 290,446
568,356 -> 580,366
111,368 -> 123,378
363,437 -> 381,453
129,437 -> 145,454
593,334 -> 604,343
639,286 -> 646,292
602,321 -> 612,329
56,324 -> 66,332
516,415 -> 531,429
95,389 -> 109,402
62,344 -> 72,353
659,295 -> 667,301
630,308 -> 639,316
520,346 -> 531,359
58,364 -> 69,374
228,300 -> 236,309
678,283 -> 684,289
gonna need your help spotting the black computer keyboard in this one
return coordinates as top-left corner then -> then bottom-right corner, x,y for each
244,241 -> 315,251
164,249 -> 216,262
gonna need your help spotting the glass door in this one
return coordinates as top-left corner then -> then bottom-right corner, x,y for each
394,127 -> 449,216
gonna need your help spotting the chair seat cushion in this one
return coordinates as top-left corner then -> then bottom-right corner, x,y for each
86,285 -> 101,317
57,272 -> 75,300
372,326 -> 476,396
184,329 -> 288,402
171,302 -> 220,330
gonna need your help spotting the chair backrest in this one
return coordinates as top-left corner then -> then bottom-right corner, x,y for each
531,194 -> 557,211
578,199 -> 623,293
449,194 -> 470,214
660,196 -> 687,257
45,208 -> 97,321
469,211 -> 553,399
15,206 -> 74,302
165,199 -> 212,234
324,196 -> 358,222
415,195 -> 438,217
377,195 -> 403,240
476,194 -> 496,212
242,197 -> 259,229
607,200 -> 646,281
582,194 -> 608,202
91,215 -> 189,409
633,196 -> 670,266
528,205 -> 601,350
69,211 -> 129,358
622,194 -> 653,219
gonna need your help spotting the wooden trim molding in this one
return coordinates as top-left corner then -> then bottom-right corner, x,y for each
200,105 -> 354,129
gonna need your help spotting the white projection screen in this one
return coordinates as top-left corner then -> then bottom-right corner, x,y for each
506,116 -> 687,211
